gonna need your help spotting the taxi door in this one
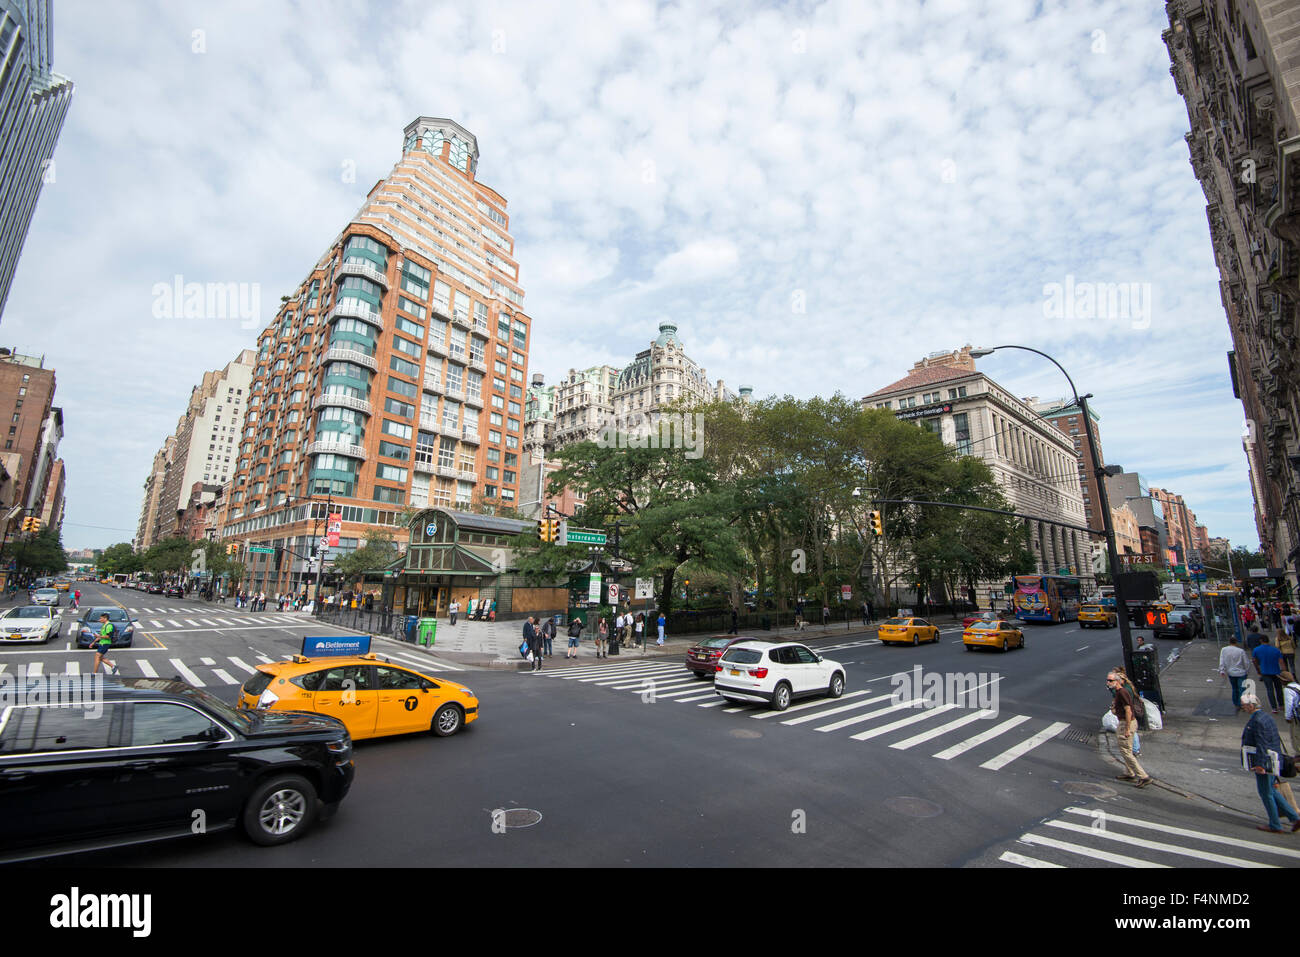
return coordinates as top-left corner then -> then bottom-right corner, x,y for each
310,665 -> 378,740
374,665 -> 439,735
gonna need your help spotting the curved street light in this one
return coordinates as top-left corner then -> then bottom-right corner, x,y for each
970,345 -> 1137,679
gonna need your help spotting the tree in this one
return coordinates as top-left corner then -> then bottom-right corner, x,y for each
333,526 -> 401,586
13,527 -> 68,577
142,537 -> 194,578
98,542 -> 141,576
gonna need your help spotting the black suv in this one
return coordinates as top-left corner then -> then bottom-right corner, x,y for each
0,677 -> 354,862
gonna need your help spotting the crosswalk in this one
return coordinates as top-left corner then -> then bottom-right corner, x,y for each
994,806 -> 1300,868
115,612 -> 310,633
539,659 -> 1069,772
0,646 -> 463,688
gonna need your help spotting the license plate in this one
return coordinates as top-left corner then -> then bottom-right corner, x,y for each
8,634 -> 20,641
729,669 -> 741,676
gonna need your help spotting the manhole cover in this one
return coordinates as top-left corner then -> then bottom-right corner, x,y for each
1062,782 -> 1117,799
492,808 -> 543,828
730,728 -> 762,739
883,796 -> 943,818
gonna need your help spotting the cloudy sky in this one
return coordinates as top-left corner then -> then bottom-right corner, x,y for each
5,0 -> 1258,556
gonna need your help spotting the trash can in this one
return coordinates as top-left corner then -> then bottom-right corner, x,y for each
418,618 -> 437,647
1130,644 -> 1164,714
404,615 -> 418,642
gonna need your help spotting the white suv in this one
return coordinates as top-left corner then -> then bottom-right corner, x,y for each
714,641 -> 846,711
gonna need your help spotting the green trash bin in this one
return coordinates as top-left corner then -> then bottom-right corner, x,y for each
418,618 -> 438,647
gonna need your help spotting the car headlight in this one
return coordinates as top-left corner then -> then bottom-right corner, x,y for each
460,688 -> 473,698
258,690 -> 279,708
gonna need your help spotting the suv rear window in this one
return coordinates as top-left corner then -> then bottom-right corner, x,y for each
721,648 -> 764,665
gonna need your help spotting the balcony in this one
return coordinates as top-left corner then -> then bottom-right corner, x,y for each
423,373 -> 443,394
431,299 -> 451,319
335,259 -> 389,289
451,311 -> 472,329
313,393 -> 372,416
464,391 -> 483,408
419,414 -> 441,432
461,430 -> 481,445
427,339 -> 448,358
306,439 -> 366,460
445,387 -> 465,403
328,299 -> 383,330
468,356 -> 487,374
325,346 -> 378,371
442,425 -> 462,440
413,457 -> 435,474
457,469 -> 478,483
435,464 -> 460,480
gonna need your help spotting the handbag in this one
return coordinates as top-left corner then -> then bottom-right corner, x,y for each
519,640 -> 529,659
1283,753 -> 1297,779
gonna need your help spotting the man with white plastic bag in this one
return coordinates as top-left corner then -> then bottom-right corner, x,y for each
1108,669 -> 1152,787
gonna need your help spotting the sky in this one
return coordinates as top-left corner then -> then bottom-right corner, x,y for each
2,0 -> 1261,554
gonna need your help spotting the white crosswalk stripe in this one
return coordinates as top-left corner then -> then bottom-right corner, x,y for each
168,658 -> 204,687
994,807 -> 1300,869
137,659 -> 158,678
534,658 -> 1076,773
211,669 -> 238,686
228,657 -> 257,674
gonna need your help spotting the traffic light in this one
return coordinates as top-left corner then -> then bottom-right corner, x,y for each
538,518 -> 555,542
20,517 -> 31,532
870,511 -> 883,537
23,517 -> 41,533
226,542 -> 239,556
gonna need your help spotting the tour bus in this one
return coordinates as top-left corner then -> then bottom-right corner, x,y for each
1011,574 -> 1083,624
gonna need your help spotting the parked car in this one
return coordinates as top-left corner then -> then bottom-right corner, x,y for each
685,635 -> 754,678
147,583 -> 165,595
165,585 -> 184,598
713,641 -> 845,711
0,678 -> 354,861
74,607 -> 136,648
1152,609 -> 1193,640
0,605 -> 61,644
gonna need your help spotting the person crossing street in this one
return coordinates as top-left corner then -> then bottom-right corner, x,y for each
91,614 -> 119,676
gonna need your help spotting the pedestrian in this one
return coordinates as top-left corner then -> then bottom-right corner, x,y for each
615,610 -> 625,645
1219,634 -> 1250,712
1283,670 -> 1300,755
72,589 -> 80,610
1253,634 -> 1286,713
449,599 -> 458,626
866,598 -> 874,622
635,612 -> 645,647
91,613 -> 119,676
525,616 -> 545,671
822,604 -> 830,628
1107,669 -> 1152,788
1240,693 -> 1300,833
596,617 -> 608,658
541,614 -> 555,657
1278,626 -> 1296,675
1246,622 -> 1263,653
796,598 -> 804,624
730,605 -> 738,635
861,600 -> 869,627
567,615 -> 582,659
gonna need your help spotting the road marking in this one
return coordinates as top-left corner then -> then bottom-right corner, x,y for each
814,700 -> 915,733
999,851 -> 1064,868
200,657 -> 215,665
890,709 -> 997,749
255,655 -> 273,663
211,669 -> 238,686
675,692 -> 718,703
1076,646 -> 1089,652
697,700 -> 727,708
575,665 -> 681,683
1018,832 -> 1167,868
167,620 -> 183,629
850,703 -> 959,740
980,722 -> 1070,770
1043,819 -> 1274,868
615,676 -> 701,693
753,689 -> 874,720
150,621 -> 163,629
138,660 -> 158,677
200,619 -> 221,627
63,660 -> 80,676
228,657 -> 257,674
168,658 -> 205,686
1061,807 -> 1300,860
26,661 -> 42,677
781,694 -> 892,725
932,715 -> 1031,760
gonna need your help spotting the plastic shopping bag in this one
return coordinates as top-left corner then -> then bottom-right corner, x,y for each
1142,697 -> 1163,731
1101,711 -> 1119,733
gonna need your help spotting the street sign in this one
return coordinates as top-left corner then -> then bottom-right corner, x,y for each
840,584 -> 852,601
567,529 -> 607,545
635,578 -> 654,599
318,537 -> 329,551
588,573 -> 603,603
248,546 -> 274,555
608,583 -> 620,603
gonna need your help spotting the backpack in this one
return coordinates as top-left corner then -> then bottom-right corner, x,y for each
568,620 -> 583,638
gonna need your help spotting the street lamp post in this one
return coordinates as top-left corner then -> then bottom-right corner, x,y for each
971,345 -> 1137,679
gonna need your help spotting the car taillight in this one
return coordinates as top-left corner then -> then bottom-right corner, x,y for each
749,668 -> 768,678
714,664 -> 722,672
709,651 -> 722,658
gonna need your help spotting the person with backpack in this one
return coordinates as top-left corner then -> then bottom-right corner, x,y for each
1107,668 -> 1151,787
72,589 -> 80,611
1283,670 -> 1300,755
1241,692 -> 1300,832
92,614 -> 119,675
566,615 -> 583,659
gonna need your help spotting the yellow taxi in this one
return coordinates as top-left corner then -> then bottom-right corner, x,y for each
53,581 -> 71,592
962,619 -> 1026,652
1078,603 -> 1117,628
877,617 -> 941,646
237,653 -> 478,740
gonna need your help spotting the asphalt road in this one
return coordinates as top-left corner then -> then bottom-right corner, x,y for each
13,593 -> 1281,869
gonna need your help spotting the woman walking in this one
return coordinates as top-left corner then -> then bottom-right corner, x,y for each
635,612 -> 645,648
595,617 -> 608,658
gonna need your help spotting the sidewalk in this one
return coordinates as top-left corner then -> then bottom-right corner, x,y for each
338,615 -> 890,670
1105,636 -> 1290,821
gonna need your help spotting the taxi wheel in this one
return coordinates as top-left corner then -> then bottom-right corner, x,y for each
912,633 -> 919,646
1001,638 -> 1009,652
432,703 -> 463,737
243,774 -> 318,846
964,644 -> 974,652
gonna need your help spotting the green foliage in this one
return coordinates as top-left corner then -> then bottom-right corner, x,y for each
97,542 -> 141,576
332,526 -> 401,585
12,526 -> 68,576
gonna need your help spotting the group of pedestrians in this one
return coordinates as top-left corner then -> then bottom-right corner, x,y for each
523,609 -> 669,669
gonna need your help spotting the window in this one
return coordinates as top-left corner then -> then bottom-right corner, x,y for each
378,440 -> 409,461
399,297 -> 427,319
382,420 -> 413,440
128,704 -> 224,746
385,397 -> 415,418
393,335 -> 421,358
396,316 -> 423,338
376,464 -> 408,483
0,705 -> 117,754
388,375 -> 418,399
390,355 -> 419,378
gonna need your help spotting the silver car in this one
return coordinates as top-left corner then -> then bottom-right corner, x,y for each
31,588 -> 60,607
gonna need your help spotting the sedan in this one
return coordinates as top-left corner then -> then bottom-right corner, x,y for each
165,585 -> 184,599
1152,610 -> 1193,640
685,635 -> 754,678
31,588 -> 60,606
963,620 -> 1026,652
148,583 -> 164,595
74,607 -> 136,648
877,617 -> 940,646
0,606 -> 60,644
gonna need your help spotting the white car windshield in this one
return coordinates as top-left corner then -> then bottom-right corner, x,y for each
4,607 -> 51,619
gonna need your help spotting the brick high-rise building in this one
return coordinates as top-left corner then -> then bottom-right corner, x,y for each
0,0 -> 74,323
0,348 -> 58,542
1032,398 -> 1106,534
221,117 -> 534,600
1163,0 -> 1300,591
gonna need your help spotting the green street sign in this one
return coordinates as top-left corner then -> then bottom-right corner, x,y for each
567,530 -> 607,545
248,546 -> 275,554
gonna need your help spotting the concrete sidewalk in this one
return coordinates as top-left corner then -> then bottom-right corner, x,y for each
1102,635 -> 1297,824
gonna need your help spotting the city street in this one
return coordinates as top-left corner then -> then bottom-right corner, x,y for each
10,590 -> 1293,869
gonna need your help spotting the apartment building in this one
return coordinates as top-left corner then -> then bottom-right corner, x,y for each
1032,397 -> 1106,534
864,347 -> 1092,578
0,347 -> 59,539
612,323 -> 734,430
553,364 -> 619,448
220,117 -> 534,603
1150,486 -> 1206,562
1103,467 -> 1172,566
1163,0 -> 1300,590
0,0 -> 74,323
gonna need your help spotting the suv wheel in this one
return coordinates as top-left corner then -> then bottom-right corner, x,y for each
771,682 -> 792,711
243,774 -> 319,846
432,703 -> 463,737
828,672 -> 845,698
